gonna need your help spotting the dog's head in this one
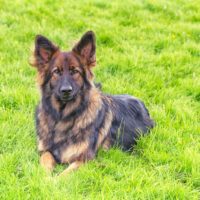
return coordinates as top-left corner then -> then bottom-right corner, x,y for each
30,31 -> 96,103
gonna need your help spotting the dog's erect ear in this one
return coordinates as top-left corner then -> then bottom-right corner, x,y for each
30,35 -> 59,68
72,31 -> 96,67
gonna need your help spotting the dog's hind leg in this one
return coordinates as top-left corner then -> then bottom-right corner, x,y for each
59,161 -> 83,176
40,151 -> 56,172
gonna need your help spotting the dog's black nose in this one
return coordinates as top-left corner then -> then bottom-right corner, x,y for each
60,86 -> 72,94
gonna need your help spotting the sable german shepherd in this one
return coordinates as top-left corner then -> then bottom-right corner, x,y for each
30,31 -> 154,176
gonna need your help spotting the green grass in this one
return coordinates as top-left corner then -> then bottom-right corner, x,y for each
0,0 -> 200,199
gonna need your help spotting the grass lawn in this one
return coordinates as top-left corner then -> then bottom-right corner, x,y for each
0,0 -> 200,199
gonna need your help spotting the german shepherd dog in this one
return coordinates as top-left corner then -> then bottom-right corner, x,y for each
30,31 -> 154,176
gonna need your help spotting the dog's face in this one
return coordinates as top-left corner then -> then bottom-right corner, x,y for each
31,31 -> 96,103
49,52 -> 84,102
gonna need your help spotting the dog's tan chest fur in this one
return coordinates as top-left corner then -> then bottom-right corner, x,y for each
60,141 -> 89,163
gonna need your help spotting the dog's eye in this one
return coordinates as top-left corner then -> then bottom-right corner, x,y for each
69,68 -> 79,75
53,68 -> 61,75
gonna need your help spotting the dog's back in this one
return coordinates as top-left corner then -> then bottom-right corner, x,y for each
103,94 -> 154,151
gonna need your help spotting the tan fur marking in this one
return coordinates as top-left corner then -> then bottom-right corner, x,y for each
35,64 -> 50,86
40,151 -> 56,171
59,161 -> 83,176
51,95 -> 60,112
103,95 -> 116,109
38,139 -> 45,152
62,95 -> 81,117
37,107 -> 49,152
96,110 -> 113,150
37,104 -> 55,152
73,88 -> 102,131
38,111 -> 49,134
54,120 -> 73,132
61,141 -> 89,164
53,121 -> 74,144
102,138 -> 111,151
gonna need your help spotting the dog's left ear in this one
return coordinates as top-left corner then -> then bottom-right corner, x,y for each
30,35 -> 59,69
72,31 -> 96,67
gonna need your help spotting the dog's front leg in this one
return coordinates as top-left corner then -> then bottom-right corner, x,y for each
59,161 -> 83,176
40,151 -> 56,172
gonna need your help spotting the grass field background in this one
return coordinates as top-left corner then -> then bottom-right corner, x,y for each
0,0 -> 200,199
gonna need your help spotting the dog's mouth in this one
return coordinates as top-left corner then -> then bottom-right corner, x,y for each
60,91 -> 80,103
60,94 -> 74,102
55,90 -> 80,104
61,97 -> 73,103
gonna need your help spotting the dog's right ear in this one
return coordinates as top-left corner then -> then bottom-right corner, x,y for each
72,31 -> 96,67
30,35 -> 59,69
